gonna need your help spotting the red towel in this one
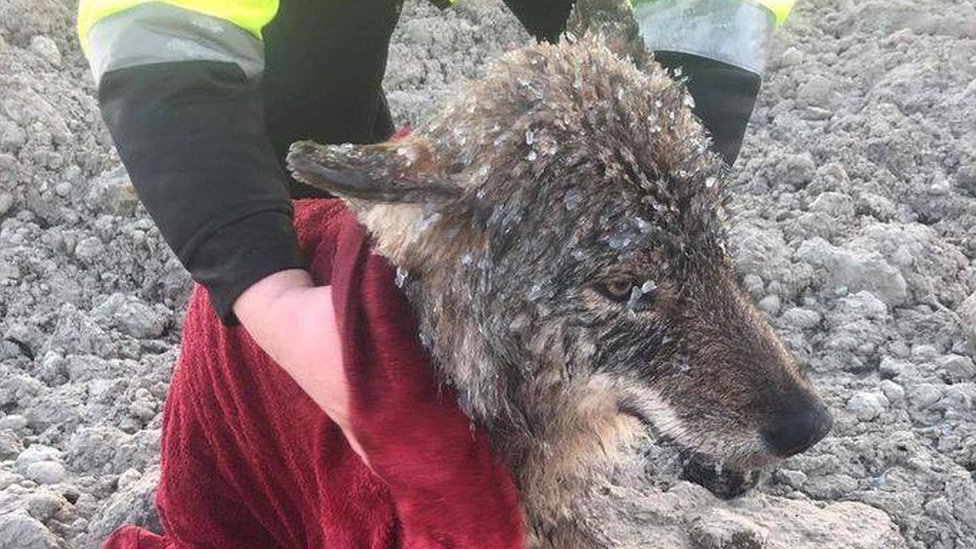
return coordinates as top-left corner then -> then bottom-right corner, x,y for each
103,199 -> 524,548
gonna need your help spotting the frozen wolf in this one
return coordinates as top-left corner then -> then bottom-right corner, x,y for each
288,31 -> 832,549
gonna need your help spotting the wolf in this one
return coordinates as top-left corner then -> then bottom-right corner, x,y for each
287,21 -> 832,549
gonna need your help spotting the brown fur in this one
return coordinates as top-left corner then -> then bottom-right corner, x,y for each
287,16 -> 829,548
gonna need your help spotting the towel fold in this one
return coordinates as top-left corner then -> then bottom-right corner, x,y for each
103,199 -> 524,548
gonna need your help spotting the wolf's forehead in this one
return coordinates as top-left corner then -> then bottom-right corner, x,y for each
428,39 -> 724,247
434,45 -> 672,140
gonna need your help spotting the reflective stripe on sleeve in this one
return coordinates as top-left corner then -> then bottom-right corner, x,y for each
631,0 -> 794,26
633,0 -> 777,74
83,2 -> 265,85
78,0 -> 279,47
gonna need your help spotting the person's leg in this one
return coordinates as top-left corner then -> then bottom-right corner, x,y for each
653,52 -> 760,165
262,0 -> 403,199
506,0 -> 758,166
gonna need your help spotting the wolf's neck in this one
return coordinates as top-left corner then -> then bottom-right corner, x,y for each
404,279 -> 627,547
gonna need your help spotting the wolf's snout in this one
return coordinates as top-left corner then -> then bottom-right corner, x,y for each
762,401 -> 833,458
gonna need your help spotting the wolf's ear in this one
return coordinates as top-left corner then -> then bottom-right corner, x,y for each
287,138 -> 461,205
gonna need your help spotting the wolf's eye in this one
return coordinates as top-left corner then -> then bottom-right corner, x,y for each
597,280 -> 634,302
595,279 -> 658,310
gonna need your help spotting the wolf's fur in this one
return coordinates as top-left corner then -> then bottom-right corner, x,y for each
288,26 -> 829,549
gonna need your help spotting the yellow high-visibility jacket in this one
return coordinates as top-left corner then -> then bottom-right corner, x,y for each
79,0 -> 793,84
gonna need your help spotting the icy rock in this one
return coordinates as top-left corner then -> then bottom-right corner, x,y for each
36,351 -> 67,386
62,485 -> 81,505
0,190 -> 14,216
809,191 -> 854,218
837,291 -> 889,320
781,307 -> 821,330
28,35 -> 60,67
887,340 -> 911,359
757,295 -> 781,315
731,225 -> 790,279
928,174 -> 952,195
24,389 -> 86,433
0,373 -> 43,411
93,293 -> 167,339
742,274 -> 764,297
7,482 -> 30,494
65,355 -> 118,383
64,518 -> 91,541
25,492 -> 67,523
65,426 -> 124,474
911,345 -> 940,362
957,291 -> 976,351
14,444 -> 61,472
701,497 -> 906,548
807,163 -> 852,194
43,305 -> 112,356
0,414 -> 29,432
116,300 -> 166,339
0,428 -> 25,459
25,461 -> 67,485
847,391 -> 888,421
117,468 -> 142,490
84,168 -> 139,216
943,384 -> 976,412
880,380 -> 906,404
0,246 -> 25,276
857,192 -> 897,221
0,121 -> 27,153
936,354 -> 976,382
777,46 -> 804,67
774,469 -> 808,489
128,399 -> 157,421
909,384 -> 945,410
73,493 -> 99,519
0,469 -> 24,490
3,322 -> 45,359
689,509 -> 768,549
81,466 -> 161,546
112,429 -> 160,474
795,237 -> 908,305
0,510 -> 60,549
159,258 -> 191,303
73,236 -> 104,263
777,153 -> 816,189
735,231 -> 815,300
797,75 -> 838,109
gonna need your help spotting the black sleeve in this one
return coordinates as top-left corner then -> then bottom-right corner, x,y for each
98,60 -> 307,324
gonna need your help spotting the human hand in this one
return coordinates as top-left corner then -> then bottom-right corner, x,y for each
232,269 -> 367,461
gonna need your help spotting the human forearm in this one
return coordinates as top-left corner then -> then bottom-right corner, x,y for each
98,61 -> 306,322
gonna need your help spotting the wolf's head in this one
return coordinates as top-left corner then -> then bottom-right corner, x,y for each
289,35 -> 830,539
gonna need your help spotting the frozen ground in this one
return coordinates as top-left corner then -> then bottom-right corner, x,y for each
0,0 -> 974,547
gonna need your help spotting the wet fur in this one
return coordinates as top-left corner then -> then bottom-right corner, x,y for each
289,20 -> 825,549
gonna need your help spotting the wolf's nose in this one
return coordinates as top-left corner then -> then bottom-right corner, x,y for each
762,403 -> 833,457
